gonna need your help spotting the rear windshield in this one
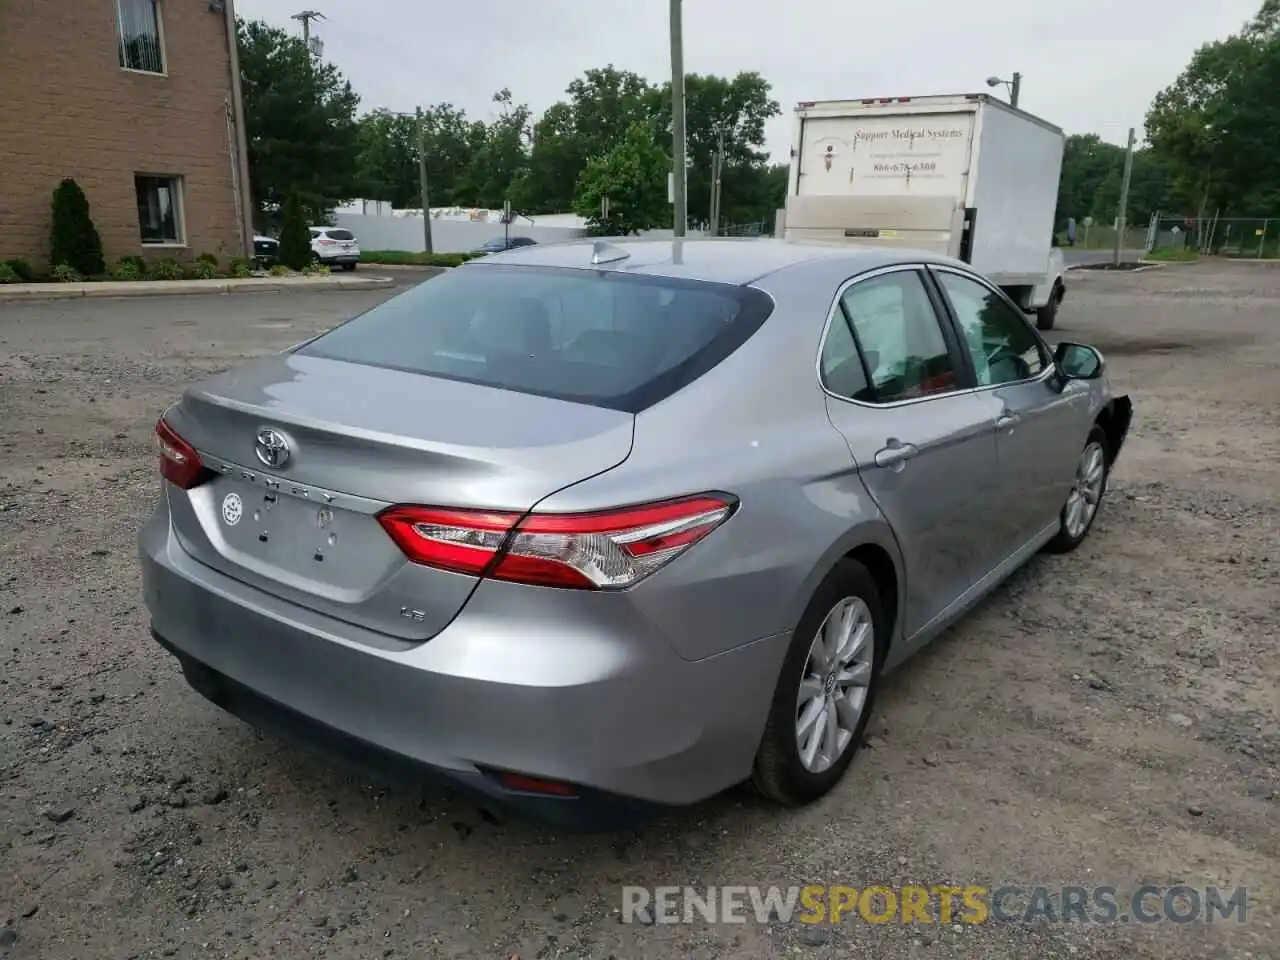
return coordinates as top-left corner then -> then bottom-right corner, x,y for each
298,263 -> 774,412
325,229 -> 355,241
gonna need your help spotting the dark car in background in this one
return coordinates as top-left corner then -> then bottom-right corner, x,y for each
474,236 -> 538,255
253,235 -> 280,267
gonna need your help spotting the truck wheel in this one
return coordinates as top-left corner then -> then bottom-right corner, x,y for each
1036,284 -> 1062,331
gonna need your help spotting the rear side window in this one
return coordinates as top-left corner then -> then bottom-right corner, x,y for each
839,271 -> 959,403
298,263 -> 774,413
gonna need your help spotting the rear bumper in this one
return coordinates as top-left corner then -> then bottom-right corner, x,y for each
151,629 -> 665,831
317,253 -> 360,264
138,503 -> 789,829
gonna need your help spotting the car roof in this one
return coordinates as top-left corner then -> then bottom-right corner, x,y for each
470,237 -> 968,285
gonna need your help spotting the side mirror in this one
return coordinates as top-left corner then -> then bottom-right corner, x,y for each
1054,341 -> 1105,381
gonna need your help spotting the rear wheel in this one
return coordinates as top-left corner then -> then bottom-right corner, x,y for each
752,559 -> 886,806
1045,425 -> 1110,553
342,262 -> 357,272
1036,283 -> 1063,331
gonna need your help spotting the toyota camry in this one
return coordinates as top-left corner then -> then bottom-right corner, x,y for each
139,238 -> 1131,830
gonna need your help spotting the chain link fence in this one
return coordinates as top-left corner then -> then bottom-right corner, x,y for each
1147,214 -> 1280,259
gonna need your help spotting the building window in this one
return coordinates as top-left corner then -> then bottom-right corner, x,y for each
117,0 -> 165,74
135,175 -> 184,245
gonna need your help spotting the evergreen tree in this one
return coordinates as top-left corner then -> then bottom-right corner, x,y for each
278,188 -> 312,270
50,178 -> 105,276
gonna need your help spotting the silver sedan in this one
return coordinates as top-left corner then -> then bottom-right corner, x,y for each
139,238 -> 1132,830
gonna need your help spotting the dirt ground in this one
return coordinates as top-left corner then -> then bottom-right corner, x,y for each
1,261 -> 1277,960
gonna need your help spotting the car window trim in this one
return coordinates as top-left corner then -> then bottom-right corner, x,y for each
815,263 -> 978,410
926,264 -> 1057,390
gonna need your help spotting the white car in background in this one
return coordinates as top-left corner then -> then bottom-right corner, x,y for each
309,227 -> 361,271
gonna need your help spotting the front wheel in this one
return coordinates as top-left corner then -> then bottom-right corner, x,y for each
752,559 -> 886,807
1045,425 -> 1110,553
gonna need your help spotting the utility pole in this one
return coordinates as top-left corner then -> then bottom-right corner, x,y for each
1112,126 -> 1136,267
1010,71 -> 1021,109
669,0 -> 687,237
291,10 -> 325,56
415,107 -> 434,254
708,128 -> 725,236
224,0 -> 254,261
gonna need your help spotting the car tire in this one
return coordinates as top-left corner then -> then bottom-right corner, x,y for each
1036,284 -> 1062,331
342,262 -> 357,272
752,558 -> 887,807
1045,424 -> 1110,554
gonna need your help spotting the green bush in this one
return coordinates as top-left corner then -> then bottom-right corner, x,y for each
152,257 -> 184,280
50,178 -> 105,277
0,263 -> 20,284
230,258 -> 253,278
269,264 -> 292,277
2,259 -> 34,282
52,263 -> 83,283
302,261 -> 330,276
192,259 -> 217,280
112,257 -> 143,281
277,188 -> 312,271
360,249 -> 480,267
118,255 -> 147,278
196,252 -> 219,268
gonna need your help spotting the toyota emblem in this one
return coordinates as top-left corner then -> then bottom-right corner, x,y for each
254,428 -> 291,468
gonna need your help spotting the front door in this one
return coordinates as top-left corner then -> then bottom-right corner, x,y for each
820,265 -> 1002,641
930,266 -> 1090,555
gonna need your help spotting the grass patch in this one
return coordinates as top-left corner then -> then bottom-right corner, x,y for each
361,250 -> 483,268
1144,247 -> 1199,262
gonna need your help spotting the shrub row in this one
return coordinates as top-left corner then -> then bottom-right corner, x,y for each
0,254 -> 257,284
360,250 -> 484,268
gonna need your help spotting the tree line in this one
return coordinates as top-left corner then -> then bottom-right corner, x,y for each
237,19 -> 785,235
1055,0 -> 1280,233
237,0 -> 1280,239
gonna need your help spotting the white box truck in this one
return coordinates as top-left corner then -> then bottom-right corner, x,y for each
781,92 -> 1068,330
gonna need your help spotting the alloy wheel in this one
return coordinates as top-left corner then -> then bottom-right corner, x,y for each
1064,440 -> 1107,539
794,596 -> 875,774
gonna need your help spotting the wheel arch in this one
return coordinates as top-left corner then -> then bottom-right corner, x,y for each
1093,395 -> 1133,466
788,521 -> 905,656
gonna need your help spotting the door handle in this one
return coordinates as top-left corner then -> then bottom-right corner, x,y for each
996,413 -> 1021,429
874,441 -> 919,468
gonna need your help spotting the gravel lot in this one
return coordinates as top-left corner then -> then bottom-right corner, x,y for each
1,262 -> 1277,960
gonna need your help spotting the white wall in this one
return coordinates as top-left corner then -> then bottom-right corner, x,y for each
333,212 -> 708,253
333,213 -> 587,253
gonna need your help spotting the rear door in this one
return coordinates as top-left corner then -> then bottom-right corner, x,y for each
820,264 -> 1001,641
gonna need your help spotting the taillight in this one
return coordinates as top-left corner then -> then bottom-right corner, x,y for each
377,494 -> 737,590
155,418 -> 208,489
317,237 -> 335,245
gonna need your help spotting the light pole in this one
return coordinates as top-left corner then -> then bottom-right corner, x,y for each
985,71 -> 1021,109
669,0 -> 687,237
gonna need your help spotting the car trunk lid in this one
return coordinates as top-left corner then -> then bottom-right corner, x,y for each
162,352 -> 634,640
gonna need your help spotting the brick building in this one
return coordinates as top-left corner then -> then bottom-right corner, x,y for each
0,0 -> 253,270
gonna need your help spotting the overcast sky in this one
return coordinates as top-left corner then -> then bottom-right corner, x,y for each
237,0 -> 1261,160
